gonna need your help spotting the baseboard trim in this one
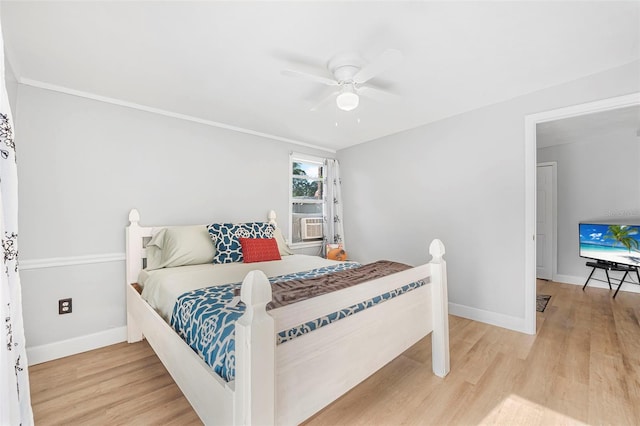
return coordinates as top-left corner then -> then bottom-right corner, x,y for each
27,326 -> 127,365
553,273 -> 640,294
448,302 -> 529,334
20,253 -> 125,270
552,274 -> 584,286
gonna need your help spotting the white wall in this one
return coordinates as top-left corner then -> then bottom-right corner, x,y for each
337,60 -> 640,331
14,84 -> 332,360
537,129 -> 640,281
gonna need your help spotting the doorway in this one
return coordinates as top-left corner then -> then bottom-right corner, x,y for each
523,92 -> 640,335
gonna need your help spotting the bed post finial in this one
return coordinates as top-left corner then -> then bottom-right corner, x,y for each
129,209 -> 140,225
268,210 -> 277,227
239,270 -> 273,308
429,238 -> 445,260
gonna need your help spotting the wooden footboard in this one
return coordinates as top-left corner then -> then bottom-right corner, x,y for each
235,239 -> 449,425
125,209 -> 449,425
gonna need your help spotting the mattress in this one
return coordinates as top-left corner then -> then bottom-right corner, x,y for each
139,254 -> 344,321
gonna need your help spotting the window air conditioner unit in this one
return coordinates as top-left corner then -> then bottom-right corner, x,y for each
301,217 -> 323,240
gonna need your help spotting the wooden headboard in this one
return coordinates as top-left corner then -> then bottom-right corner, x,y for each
125,209 -> 278,286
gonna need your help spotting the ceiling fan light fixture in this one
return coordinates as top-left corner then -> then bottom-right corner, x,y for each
336,91 -> 359,111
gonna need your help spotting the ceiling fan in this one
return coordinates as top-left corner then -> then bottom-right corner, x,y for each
281,49 -> 403,112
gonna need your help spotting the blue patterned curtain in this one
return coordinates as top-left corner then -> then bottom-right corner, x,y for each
322,159 -> 345,253
0,15 -> 34,426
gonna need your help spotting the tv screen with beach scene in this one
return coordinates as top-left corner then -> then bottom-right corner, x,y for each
579,220 -> 640,267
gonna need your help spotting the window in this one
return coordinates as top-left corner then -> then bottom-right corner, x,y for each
289,153 -> 326,245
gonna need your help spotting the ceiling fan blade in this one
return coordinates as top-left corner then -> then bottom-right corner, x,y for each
353,49 -> 403,84
310,91 -> 339,112
281,69 -> 339,86
358,85 -> 398,102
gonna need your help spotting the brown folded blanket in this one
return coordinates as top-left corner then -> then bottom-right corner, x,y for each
267,260 -> 412,310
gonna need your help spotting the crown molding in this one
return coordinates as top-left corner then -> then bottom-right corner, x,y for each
18,78 -> 337,154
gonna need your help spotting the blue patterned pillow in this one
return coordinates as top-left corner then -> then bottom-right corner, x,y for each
208,222 -> 275,264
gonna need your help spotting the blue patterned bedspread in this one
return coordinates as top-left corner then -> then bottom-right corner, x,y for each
170,262 -> 425,382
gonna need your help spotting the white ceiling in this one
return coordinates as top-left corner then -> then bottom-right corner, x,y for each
3,1 -> 639,152
537,105 -> 640,148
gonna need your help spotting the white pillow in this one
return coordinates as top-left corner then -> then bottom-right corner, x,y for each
145,226 -> 216,270
273,227 -> 294,256
145,228 -> 166,270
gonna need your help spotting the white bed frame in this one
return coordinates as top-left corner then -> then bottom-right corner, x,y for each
125,209 -> 450,425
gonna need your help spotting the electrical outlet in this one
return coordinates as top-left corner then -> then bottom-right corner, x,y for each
58,298 -> 72,314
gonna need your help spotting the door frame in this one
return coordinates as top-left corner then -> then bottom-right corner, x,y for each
524,92 -> 640,334
536,161 -> 557,281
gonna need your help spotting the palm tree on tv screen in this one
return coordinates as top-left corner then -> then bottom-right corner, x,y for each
604,225 -> 640,253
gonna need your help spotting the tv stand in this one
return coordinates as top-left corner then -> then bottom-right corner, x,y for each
582,260 -> 640,298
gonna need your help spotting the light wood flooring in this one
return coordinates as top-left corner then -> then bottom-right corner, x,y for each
30,280 -> 640,425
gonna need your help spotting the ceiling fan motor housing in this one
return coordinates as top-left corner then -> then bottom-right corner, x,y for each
328,53 -> 364,84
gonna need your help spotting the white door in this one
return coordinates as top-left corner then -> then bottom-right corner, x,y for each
536,164 -> 554,280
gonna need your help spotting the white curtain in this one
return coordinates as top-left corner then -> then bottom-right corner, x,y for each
0,15 -> 34,426
323,159 -> 345,253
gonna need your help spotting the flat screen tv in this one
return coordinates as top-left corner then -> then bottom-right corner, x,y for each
579,218 -> 640,267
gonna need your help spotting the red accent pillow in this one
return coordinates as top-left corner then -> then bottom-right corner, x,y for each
239,238 -> 282,263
